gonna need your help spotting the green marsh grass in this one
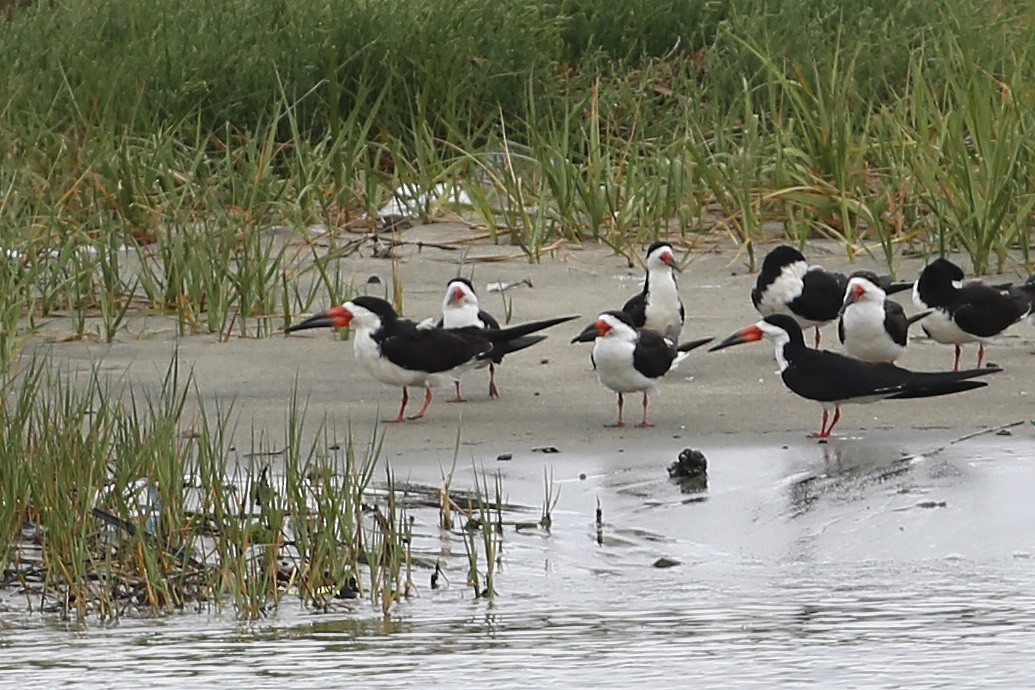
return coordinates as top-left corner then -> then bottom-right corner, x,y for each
540,466 -> 561,531
460,466 -> 504,599
901,44 -> 1034,273
1,355 -> 541,622
1,0 -> 1034,372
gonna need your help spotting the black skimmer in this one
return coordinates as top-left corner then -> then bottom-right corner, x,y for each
751,245 -> 911,348
436,277 -> 516,401
912,258 -> 1027,370
837,271 -> 931,363
709,313 -> 1000,438
571,311 -> 712,427
287,296 -> 577,422
1010,274 -> 1035,325
621,241 -> 685,341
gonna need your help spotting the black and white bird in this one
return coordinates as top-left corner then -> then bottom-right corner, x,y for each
752,245 -> 911,348
837,271 -> 931,363
621,241 -> 685,342
571,311 -> 712,427
912,258 -> 1027,371
287,296 -> 576,422
1009,274 -> 1035,327
709,314 -> 1000,438
435,277 -> 516,401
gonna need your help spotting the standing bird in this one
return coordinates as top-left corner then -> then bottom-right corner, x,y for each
1009,274 -> 1035,326
287,296 -> 576,422
621,241 -> 685,342
571,311 -> 712,427
838,271 -> 931,363
752,245 -> 911,348
752,245 -> 845,348
709,314 -> 1000,438
912,258 -> 1027,371
436,277 -> 514,401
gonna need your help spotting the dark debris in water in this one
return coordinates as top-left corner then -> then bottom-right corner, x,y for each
668,448 -> 707,478
667,448 -> 708,494
653,557 -> 681,569
336,577 -> 361,600
916,500 -> 948,509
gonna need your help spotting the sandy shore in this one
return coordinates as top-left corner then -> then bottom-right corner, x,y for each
25,227 -> 1035,460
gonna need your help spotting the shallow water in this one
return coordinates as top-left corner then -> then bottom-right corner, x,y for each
3,427 -> 1035,688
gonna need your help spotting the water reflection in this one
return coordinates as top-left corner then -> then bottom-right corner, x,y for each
2,430 -> 1034,688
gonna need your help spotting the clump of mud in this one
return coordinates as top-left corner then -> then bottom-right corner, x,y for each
667,448 -> 708,493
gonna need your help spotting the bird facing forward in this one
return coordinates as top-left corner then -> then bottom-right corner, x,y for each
572,311 -> 711,427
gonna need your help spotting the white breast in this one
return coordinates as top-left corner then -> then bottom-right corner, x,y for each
841,301 -> 903,362
592,338 -> 657,394
918,309 -> 983,345
643,271 -> 683,340
442,303 -> 481,329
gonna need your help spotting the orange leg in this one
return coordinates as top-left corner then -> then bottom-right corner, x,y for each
825,407 -> 842,437
636,392 -> 653,427
608,392 -> 626,427
488,363 -> 500,399
408,385 -> 434,420
953,345 -> 962,372
385,387 -> 409,423
809,407 -> 841,438
448,381 -> 466,403
813,326 -> 822,349
976,344 -> 986,369
808,409 -> 829,438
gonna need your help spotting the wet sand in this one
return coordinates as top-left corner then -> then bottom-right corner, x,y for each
25,227 -> 1035,461
11,230 -> 1035,687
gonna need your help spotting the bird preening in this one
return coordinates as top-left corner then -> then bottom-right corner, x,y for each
284,244 -> 1025,439
913,257 -> 1030,371
751,245 -> 912,348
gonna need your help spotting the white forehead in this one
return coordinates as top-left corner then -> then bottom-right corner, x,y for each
647,244 -> 673,262
757,319 -> 790,339
846,276 -> 883,297
446,280 -> 477,298
344,301 -> 378,325
599,312 -> 635,334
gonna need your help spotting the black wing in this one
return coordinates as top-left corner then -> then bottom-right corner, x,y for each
621,291 -> 648,328
484,315 -> 580,341
380,326 -> 490,373
789,268 -> 847,322
750,286 -> 764,311
782,349 -> 997,402
1007,280 -> 1035,318
751,260 -> 782,311
632,330 -> 676,379
953,284 -> 1024,337
478,309 -> 501,330
483,334 -> 545,363
472,307 -> 503,362
882,300 -> 909,347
